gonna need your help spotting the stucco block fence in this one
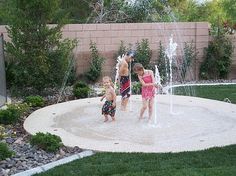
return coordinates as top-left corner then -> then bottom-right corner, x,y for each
0,22 -> 236,80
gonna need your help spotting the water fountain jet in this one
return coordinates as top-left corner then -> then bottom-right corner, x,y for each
165,34 -> 177,114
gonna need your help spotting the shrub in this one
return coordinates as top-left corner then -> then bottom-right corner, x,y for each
30,132 -> 62,153
25,95 -> 45,107
0,126 -> 5,140
73,81 -> 90,99
5,0 -> 77,93
132,39 -> 152,81
7,103 -> 30,115
132,82 -> 141,95
0,142 -> 14,160
116,41 -> 127,57
0,106 -> 20,125
200,35 -> 234,79
0,103 -> 29,125
181,42 -> 198,80
135,39 -> 152,69
86,41 -> 104,82
157,41 -> 169,85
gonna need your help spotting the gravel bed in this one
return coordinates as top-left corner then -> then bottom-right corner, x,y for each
0,117 -> 82,176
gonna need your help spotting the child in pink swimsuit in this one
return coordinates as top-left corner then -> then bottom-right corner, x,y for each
133,63 -> 158,120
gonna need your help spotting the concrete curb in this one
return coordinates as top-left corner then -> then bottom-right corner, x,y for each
12,150 -> 94,176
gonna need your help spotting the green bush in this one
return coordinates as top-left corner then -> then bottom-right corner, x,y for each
0,106 -> 20,125
132,39 -> 152,81
73,81 -> 90,99
157,41 -> 169,85
25,95 -> 45,107
181,42 -> 197,80
73,81 -> 88,89
132,82 -> 141,95
200,35 -> 234,79
5,0 -> 77,93
0,103 -> 29,125
114,40 -> 129,59
86,41 -> 104,82
30,132 -> 62,153
7,103 -> 30,115
135,39 -> 152,69
0,142 -> 14,160
0,126 -> 6,140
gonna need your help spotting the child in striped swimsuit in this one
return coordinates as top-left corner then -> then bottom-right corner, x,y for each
100,76 -> 116,122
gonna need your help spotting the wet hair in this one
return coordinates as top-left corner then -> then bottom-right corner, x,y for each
126,50 -> 136,58
133,63 -> 144,72
103,76 -> 114,88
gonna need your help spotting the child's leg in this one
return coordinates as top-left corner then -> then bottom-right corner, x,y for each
104,115 -> 109,122
111,115 -> 115,121
121,98 -> 129,111
148,98 -> 154,119
140,99 -> 148,119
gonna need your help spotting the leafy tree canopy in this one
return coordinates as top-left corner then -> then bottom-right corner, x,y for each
5,0 -> 77,93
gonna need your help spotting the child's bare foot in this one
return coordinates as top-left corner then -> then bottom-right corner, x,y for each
111,117 -> 115,121
139,116 -> 144,120
120,107 -> 127,111
104,118 -> 108,122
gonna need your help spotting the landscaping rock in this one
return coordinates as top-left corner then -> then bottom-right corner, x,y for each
0,111 -> 82,176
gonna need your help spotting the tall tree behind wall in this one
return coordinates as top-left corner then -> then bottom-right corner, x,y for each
60,0 -> 92,23
221,0 -> 236,34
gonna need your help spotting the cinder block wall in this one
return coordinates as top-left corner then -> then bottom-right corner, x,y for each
62,22 -> 210,80
1,22 -> 236,80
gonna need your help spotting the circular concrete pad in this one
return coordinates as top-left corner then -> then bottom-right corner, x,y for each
24,95 -> 236,153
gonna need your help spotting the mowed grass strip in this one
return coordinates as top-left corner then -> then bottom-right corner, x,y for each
173,84 -> 236,104
35,145 -> 236,176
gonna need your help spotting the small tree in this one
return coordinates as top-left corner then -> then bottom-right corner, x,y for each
5,0 -> 77,93
132,39 -> 152,81
181,42 -> 197,80
221,0 -> 236,34
116,41 -> 127,58
135,39 -> 152,69
157,41 -> 169,85
200,35 -> 234,79
86,41 -> 104,82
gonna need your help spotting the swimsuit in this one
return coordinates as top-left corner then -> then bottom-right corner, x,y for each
102,100 -> 116,117
141,74 -> 155,100
120,76 -> 130,99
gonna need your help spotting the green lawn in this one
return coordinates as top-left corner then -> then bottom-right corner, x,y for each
35,84 -> 236,176
173,84 -> 236,104
36,145 -> 236,176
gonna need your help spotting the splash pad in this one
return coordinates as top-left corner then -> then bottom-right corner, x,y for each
24,95 -> 236,153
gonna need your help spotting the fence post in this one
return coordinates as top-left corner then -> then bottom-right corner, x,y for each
0,33 -> 7,107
